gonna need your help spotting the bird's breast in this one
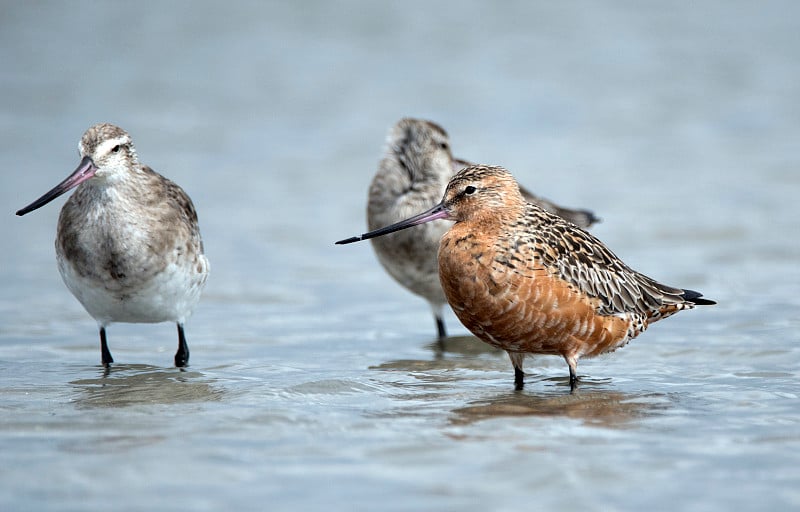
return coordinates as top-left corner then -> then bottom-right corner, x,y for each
56,189 -> 199,295
438,225 -> 632,357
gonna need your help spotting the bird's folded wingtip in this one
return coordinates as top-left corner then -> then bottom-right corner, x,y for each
682,288 -> 716,306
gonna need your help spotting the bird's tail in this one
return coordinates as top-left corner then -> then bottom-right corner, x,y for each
681,289 -> 716,306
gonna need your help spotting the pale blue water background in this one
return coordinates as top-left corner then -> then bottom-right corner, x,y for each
0,1 -> 798,510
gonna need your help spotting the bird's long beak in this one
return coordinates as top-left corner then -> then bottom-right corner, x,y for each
336,201 -> 450,245
16,156 -> 97,216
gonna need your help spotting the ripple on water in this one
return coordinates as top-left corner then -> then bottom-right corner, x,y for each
69,364 -> 225,409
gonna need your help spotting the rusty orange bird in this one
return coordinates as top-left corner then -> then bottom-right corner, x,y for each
338,164 -> 714,391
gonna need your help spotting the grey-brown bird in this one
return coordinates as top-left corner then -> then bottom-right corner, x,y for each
367,118 -> 598,340
16,123 -> 209,367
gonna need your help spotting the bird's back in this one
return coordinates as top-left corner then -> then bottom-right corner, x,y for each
439,200 -> 712,359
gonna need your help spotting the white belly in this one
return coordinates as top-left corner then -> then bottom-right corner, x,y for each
58,252 -> 209,326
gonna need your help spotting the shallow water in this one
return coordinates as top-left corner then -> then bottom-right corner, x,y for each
1,1 -> 799,511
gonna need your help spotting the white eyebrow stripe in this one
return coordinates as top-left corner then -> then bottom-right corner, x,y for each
95,136 -> 129,156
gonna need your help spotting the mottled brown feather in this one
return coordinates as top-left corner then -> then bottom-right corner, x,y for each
434,165 -> 713,386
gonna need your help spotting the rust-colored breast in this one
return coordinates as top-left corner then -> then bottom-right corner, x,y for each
438,223 -> 632,361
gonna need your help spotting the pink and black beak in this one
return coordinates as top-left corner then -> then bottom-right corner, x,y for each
16,156 -> 98,216
336,201 -> 451,245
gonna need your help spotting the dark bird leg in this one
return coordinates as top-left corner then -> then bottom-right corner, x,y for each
435,314 -> 447,341
508,352 -> 526,390
566,356 -> 579,392
434,314 -> 448,353
175,323 -> 190,367
99,326 -> 113,367
514,366 -> 525,390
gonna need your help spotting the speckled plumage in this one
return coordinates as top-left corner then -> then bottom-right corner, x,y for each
17,123 -> 209,367
339,164 -> 714,390
367,118 -> 598,339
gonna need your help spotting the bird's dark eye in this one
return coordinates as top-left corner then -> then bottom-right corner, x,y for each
439,142 -> 449,151
464,185 -> 477,195
111,145 -> 121,153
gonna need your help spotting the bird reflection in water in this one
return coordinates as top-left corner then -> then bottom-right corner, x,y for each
70,364 -> 223,409
449,389 -> 672,429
